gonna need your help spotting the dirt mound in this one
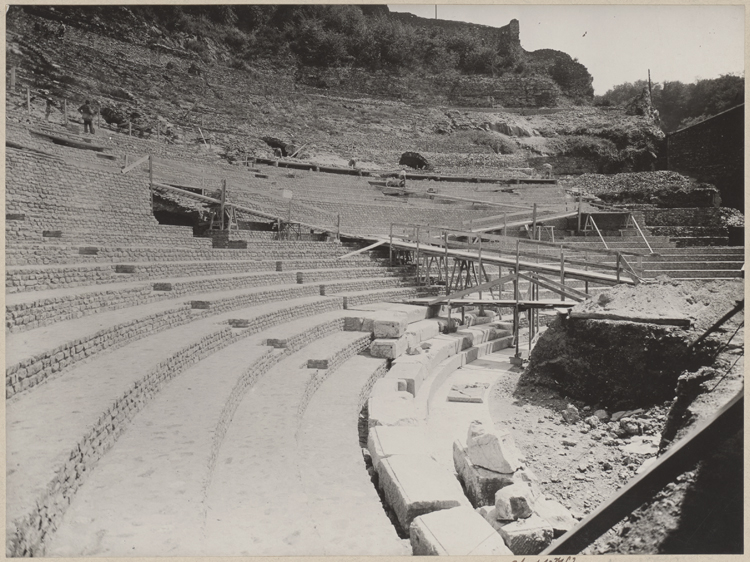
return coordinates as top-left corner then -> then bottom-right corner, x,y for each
522,280 -> 743,410
567,171 -> 720,207
572,278 -> 743,333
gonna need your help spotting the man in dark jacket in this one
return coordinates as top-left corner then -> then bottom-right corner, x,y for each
78,100 -> 95,134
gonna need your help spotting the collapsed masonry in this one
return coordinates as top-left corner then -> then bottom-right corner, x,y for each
356,305 -> 578,556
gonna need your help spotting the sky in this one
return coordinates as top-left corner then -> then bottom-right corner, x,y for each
388,4 -> 745,95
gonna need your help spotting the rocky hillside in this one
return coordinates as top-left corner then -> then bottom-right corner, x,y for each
6,6 -> 662,175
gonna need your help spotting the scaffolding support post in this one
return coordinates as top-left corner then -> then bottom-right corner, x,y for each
220,179 -> 227,231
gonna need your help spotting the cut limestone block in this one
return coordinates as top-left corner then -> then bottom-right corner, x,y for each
410,506 -> 513,556
431,334 -> 463,355
405,320 -> 441,347
513,468 -> 542,501
379,455 -> 471,533
368,390 -> 419,429
467,420 -> 523,473
498,514 -> 554,555
385,361 -> 428,396
480,507 -> 505,532
453,332 -> 474,351
494,483 -> 535,520
447,382 -> 490,403
370,378 -> 399,396
453,440 -> 513,507
533,498 -> 577,538
374,315 -> 408,338
368,426 -> 433,474
370,336 -> 408,359
423,337 -> 457,366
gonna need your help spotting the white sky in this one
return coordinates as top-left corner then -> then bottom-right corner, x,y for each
388,4 -> 745,94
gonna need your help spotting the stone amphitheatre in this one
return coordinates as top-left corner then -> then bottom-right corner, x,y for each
5,6 -> 744,557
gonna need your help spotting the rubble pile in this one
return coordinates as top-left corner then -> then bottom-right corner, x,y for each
567,171 -> 720,206
453,420 -> 578,555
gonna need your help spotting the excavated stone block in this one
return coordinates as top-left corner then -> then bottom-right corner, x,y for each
276,260 -> 283,271
378,455 -> 471,533
498,514 -> 554,555
296,271 -> 304,284
385,360 -> 428,396
533,498 -> 577,537
368,426 -> 432,473
461,346 -> 481,365
370,336 -> 408,359
307,358 -> 329,369
152,282 -> 173,291
42,230 -> 62,238
431,334 -> 462,355
78,246 -> 98,255
368,390 -> 419,428
410,506 -> 513,556
453,440 -> 513,507
373,316 -> 408,338
405,320 -> 440,347
115,264 -> 136,274
480,507 -> 505,532
467,420 -> 523,473
6,213 -> 25,221
454,332 -> 474,351
343,316 -> 365,331
494,483 -> 535,520
191,301 -> 211,309
513,468 -> 542,501
228,319 -> 250,328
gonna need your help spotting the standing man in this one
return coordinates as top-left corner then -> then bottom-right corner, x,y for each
78,99 -> 95,134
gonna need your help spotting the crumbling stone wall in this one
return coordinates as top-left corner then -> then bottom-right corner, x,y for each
665,104 -> 744,210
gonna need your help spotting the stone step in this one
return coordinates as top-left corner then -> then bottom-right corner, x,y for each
672,236 -> 732,247
6,267 -> 409,333
5,255 -> 389,293
5,240 -> 357,266
643,261 -> 744,271
16,311 -> 366,556
641,269 -> 744,279
5,292 -> 342,399
202,331 -> 385,556
297,354 -> 410,555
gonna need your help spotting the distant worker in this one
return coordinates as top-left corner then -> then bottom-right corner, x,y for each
78,99 -> 95,134
542,163 -> 553,179
45,97 -> 55,121
348,158 -> 357,168
398,169 -> 407,188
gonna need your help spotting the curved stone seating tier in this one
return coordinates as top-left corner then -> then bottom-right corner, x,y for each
6,264 -> 412,332
6,149 -> 199,247
5,240 -> 368,266
6,275 -> 434,398
25,328 -> 404,556
5,256 -> 393,293
8,303 -> 388,556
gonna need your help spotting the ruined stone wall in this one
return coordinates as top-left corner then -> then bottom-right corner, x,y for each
666,104 -> 744,210
389,13 -> 521,58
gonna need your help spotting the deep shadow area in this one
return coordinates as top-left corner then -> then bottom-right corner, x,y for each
659,427 -> 743,554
